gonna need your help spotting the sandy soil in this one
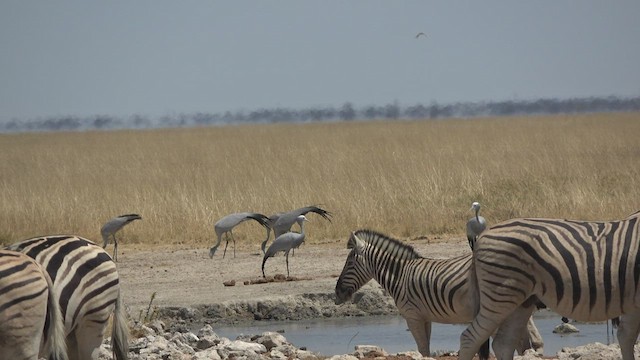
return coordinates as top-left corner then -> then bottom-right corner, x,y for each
116,235 -> 468,317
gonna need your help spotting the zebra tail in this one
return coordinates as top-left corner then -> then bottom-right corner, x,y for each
44,273 -> 69,360
112,290 -> 130,360
469,252 -> 490,360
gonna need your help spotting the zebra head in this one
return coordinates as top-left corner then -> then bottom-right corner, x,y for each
335,232 -> 373,305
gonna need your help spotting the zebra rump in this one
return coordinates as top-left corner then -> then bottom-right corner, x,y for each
0,249 -> 68,360
6,235 -> 128,360
459,210 -> 640,360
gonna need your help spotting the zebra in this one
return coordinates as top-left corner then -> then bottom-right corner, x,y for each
6,235 -> 129,360
334,229 -> 543,358
458,210 -> 640,360
0,249 -> 67,360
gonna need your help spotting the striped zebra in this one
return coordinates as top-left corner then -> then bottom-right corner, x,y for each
458,210 -> 640,360
6,235 -> 129,360
334,229 -> 543,357
0,249 -> 67,360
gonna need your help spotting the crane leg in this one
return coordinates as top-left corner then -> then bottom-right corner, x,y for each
231,232 -> 236,258
285,252 -> 290,277
222,233 -> 230,259
113,235 -> 118,262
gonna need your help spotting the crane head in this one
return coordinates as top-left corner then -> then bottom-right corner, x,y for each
470,202 -> 481,212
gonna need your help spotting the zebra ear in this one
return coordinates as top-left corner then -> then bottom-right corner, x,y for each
347,232 -> 366,254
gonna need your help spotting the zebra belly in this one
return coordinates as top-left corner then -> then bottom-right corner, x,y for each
535,279 -> 640,322
397,300 -> 473,324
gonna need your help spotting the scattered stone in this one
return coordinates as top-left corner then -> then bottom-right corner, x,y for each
222,280 -> 236,287
553,323 -> 580,334
353,344 -> 388,358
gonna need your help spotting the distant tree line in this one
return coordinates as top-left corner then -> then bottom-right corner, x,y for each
2,96 -> 639,133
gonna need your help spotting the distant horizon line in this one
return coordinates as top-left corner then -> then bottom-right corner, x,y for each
1,94 -> 639,133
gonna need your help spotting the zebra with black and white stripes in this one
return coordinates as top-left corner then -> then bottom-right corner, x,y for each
334,229 -> 543,358
0,249 -> 67,360
6,235 -> 129,360
458,210 -> 640,360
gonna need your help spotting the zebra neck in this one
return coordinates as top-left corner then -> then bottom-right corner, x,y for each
370,252 -> 410,298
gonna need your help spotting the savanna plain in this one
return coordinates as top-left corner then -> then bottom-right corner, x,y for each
1,113 -> 640,358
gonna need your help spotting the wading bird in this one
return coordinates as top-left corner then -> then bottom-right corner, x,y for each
261,205 -> 331,253
262,215 -> 308,278
209,212 -> 270,259
101,213 -> 142,261
260,213 -> 283,254
466,201 -> 487,250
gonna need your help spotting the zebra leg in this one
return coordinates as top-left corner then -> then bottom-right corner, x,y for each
74,320 -> 108,360
459,316 -> 500,360
617,311 -> 640,360
404,317 -> 431,356
525,316 -> 544,355
492,305 -> 535,360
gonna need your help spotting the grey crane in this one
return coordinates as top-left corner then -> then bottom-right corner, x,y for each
260,213 -> 283,254
262,215 -> 308,278
261,205 -> 331,254
466,201 -> 487,250
101,213 -> 142,261
415,32 -> 427,38
209,212 -> 270,259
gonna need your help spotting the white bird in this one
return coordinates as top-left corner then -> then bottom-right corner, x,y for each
101,213 -> 142,261
261,205 -> 331,254
466,201 -> 487,250
209,212 -> 270,259
262,215 -> 308,278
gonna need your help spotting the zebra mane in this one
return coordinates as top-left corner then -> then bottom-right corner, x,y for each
626,209 -> 640,219
350,229 -> 422,261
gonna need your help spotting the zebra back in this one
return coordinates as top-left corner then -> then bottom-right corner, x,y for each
6,235 -> 128,360
337,229 -> 473,323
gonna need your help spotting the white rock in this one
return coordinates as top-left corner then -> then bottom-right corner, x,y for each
553,323 -> 580,334
191,348 -> 222,360
327,355 -> 359,360
197,324 -> 216,337
353,344 -> 387,358
224,340 -> 267,353
395,350 -> 430,360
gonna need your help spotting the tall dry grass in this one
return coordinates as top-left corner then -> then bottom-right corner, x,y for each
1,113 -> 639,249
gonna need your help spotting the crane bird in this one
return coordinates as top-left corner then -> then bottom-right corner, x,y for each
260,213 -> 283,254
466,201 -> 487,250
262,215 -> 308,278
209,212 -> 270,259
101,213 -> 142,262
261,205 -> 332,253
415,32 -> 427,38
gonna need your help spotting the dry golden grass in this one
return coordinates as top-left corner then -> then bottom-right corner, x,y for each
1,112 -> 639,250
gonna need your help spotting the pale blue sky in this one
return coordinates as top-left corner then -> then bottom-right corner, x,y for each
1,1 -> 639,122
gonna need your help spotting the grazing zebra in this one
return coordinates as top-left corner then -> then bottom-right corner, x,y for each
6,235 -> 129,360
0,250 -> 68,360
334,229 -> 543,357
458,210 -> 640,360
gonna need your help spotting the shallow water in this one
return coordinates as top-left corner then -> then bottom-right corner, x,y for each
214,309 -> 615,357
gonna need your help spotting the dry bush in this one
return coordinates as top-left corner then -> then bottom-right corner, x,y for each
1,112 -> 639,249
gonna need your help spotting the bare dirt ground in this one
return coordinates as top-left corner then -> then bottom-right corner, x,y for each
116,235 -> 465,317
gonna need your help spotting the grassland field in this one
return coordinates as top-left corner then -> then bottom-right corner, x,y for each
1,112 -> 639,251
